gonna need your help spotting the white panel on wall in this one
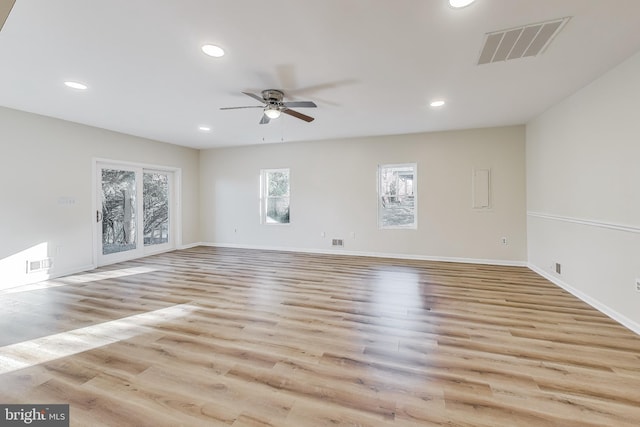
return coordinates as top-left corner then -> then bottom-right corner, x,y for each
473,168 -> 491,209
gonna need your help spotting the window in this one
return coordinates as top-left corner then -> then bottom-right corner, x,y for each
378,163 -> 417,229
260,168 -> 290,224
143,171 -> 170,246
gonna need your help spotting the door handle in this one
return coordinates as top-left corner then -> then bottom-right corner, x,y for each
96,210 -> 102,223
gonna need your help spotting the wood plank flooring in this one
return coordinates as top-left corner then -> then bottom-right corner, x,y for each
1,246 -> 640,426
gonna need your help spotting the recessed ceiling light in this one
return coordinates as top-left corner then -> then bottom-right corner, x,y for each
64,81 -> 88,90
430,100 -> 445,107
198,126 -> 211,131
449,0 -> 476,8
201,44 -> 225,57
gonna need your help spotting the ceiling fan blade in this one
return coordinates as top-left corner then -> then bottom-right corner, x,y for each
283,101 -> 317,108
220,106 -> 263,110
282,108 -> 314,122
242,92 -> 266,103
259,114 -> 270,125
0,0 -> 16,31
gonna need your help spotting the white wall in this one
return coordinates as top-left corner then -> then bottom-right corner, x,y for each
200,126 -> 527,264
527,50 -> 640,333
0,107 -> 200,290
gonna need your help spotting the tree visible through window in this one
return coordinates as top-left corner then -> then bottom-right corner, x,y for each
143,172 -> 169,245
378,163 -> 417,228
102,169 -> 137,254
261,168 -> 290,224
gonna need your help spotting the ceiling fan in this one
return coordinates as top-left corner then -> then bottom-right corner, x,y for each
220,89 -> 317,124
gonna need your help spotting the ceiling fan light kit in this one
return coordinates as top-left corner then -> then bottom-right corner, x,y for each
220,89 -> 317,124
264,106 -> 281,119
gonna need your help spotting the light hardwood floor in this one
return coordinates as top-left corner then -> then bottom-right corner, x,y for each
1,246 -> 640,426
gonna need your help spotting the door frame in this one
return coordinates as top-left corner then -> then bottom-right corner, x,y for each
92,158 -> 182,268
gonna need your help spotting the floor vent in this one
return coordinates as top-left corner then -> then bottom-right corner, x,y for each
332,239 -> 344,248
27,258 -> 53,273
478,17 -> 570,65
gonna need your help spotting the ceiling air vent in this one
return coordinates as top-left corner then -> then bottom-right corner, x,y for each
478,17 -> 570,65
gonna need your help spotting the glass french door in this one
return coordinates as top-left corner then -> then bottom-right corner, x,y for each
97,163 -> 173,266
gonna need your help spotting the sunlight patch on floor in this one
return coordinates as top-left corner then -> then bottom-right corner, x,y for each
0,303 -> 197,375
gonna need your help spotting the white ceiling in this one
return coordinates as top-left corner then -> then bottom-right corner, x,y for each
1,0 -> 640,149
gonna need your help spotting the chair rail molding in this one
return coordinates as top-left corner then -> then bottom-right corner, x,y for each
527,211 -> 640,234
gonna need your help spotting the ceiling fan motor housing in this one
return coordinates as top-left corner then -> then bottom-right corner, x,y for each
262,89 -> 284,105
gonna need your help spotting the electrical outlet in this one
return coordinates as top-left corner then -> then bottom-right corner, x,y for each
636,278 -> 640,291
500,237 -> 508,245
320,231 -> 325,238
350,232 -> 356,239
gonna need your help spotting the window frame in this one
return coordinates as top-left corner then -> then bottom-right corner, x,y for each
377,163 -> 418,230
260,168 -> 291,225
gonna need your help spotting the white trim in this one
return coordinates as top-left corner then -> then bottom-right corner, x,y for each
173,168 -> 183,248
178,242 -> 203,250
527,263 -> 640,336
91,159 -> 98,271
199,242 -> 527,267
527,211 -> 640,234
93,157 -> 182,172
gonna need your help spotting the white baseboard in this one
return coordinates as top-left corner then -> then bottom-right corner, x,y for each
198,242 -> 527,267
178,242 -> 205,250
57,263 -> 97,279
528,263 -> 640,336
